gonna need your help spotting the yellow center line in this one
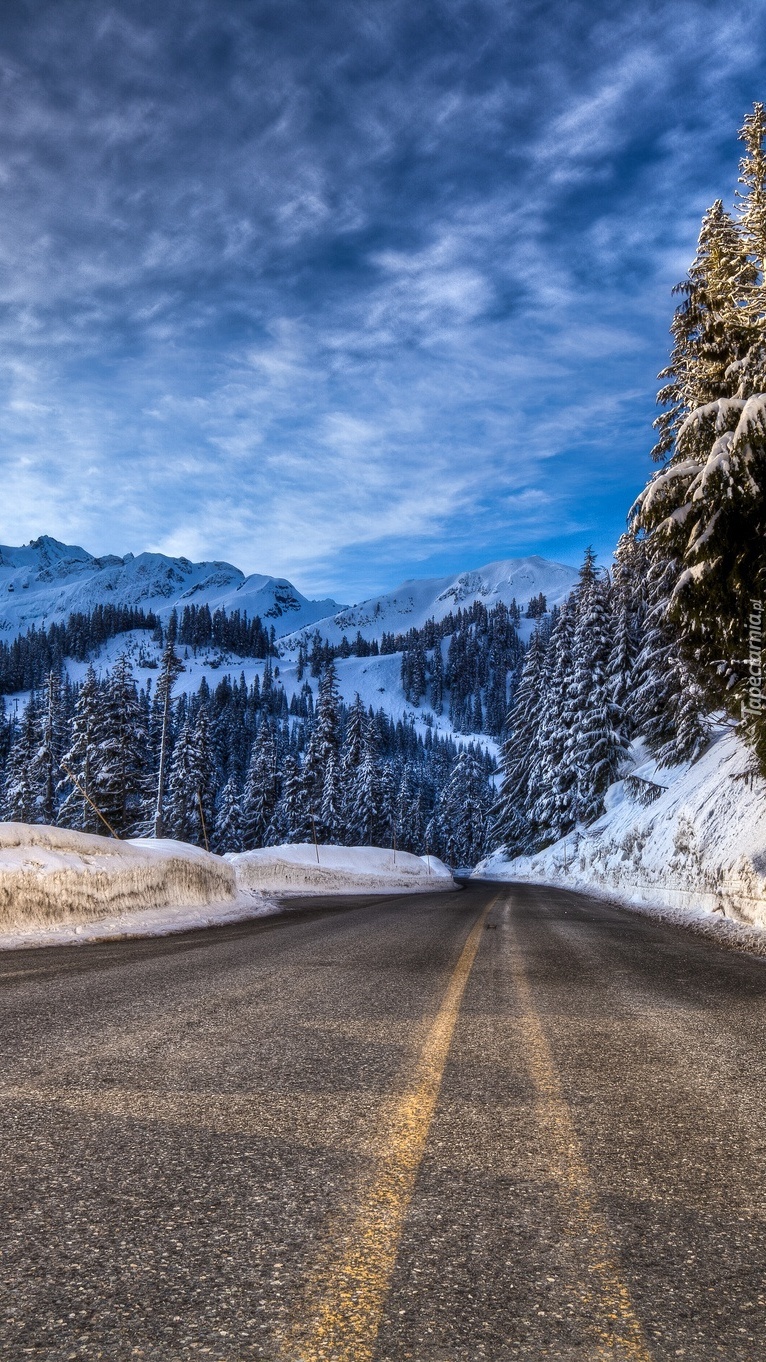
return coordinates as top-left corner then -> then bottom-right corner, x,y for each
503,896 -> 653,1362
279,896 -> 495,1362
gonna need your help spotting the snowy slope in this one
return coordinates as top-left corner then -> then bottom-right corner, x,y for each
56,634 -> 499,759
474,729 -> 766,931
280,555 -> 578,652
0,536 -> 342,639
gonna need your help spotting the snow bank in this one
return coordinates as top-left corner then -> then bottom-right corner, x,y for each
0,824 -> 237,932
474,729 -> 766,932
0,827 -> 453,950
228,843 -> 454,894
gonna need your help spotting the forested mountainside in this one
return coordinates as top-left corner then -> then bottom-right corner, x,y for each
0,552 -> 572,866
0,654 -> 495,870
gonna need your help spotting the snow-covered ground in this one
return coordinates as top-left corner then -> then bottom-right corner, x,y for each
0,826 -> 453,949
229,843 -> 453,894
475,728 -> 766,937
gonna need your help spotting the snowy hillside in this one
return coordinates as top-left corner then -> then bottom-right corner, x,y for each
56,633 -> 499,760
0,535 -> 342,639
475,729 -> 766,931
280,555 -> 578,651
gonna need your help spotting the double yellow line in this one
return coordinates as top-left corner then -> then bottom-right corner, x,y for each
280,893 -> 652,1362
281,899 -> 492,1361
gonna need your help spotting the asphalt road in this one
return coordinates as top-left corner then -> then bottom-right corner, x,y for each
1,882 -> 766,1361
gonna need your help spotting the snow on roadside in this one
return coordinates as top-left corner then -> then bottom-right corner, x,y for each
0,889 -> 279,951
0,826 -> 453,950
228,842 -> 454,895
0,825 -> 238,928
474,728 -> 766,945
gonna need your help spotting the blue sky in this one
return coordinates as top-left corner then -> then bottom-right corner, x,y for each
0,0 -> 764,601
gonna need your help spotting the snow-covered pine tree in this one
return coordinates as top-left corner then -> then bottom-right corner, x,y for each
57,666 -> 103,832
341,693 -> 366,777
430,641 -> 444,715
320,752 -> 343,843
529,599 -> 576,842
431,751 -> 491,868
631,556 -> 709,763
302,660 -> 341,817
652,201 -> 753,462
396,761 -> 424,853
31,670 -> 66,825
164,723 -> 196,842
634,105 -> 766,769
572,572 -> 629,824
269,754 -> 310,844
493,624 -> 548,856
242,720 -> 278,850
213,776 -> 244,853
349,724 -> 381,846
377,760 -> 399,849
92,654 -> 150,836
165,705 -> 216,847
192,705 -> 217,848
607,533 -> 647,729
1,699 -> 38,823
152,640 -> 185,838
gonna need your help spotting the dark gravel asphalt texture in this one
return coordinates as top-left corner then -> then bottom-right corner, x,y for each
1,881 -> 766,1360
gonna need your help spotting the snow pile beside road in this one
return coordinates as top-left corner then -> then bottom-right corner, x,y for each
475,729 -> 766,931
229,843 -> 454,894
0,824 -> 238,932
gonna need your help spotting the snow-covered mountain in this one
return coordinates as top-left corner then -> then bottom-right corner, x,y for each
0,538 -> 579,656
280,555 -> 579,651
0,536 -> 343,639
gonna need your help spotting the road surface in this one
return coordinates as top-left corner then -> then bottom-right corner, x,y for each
1,881 -> 766,1360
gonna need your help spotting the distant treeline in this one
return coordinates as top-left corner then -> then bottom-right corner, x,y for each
0,599 -> 281,696
176,603 -> 275,658
0,605 -> 159,694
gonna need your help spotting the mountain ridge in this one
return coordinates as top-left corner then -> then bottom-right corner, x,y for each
279,554 -> 579,650
0,536 -> 579,645
0,536 -> 343,639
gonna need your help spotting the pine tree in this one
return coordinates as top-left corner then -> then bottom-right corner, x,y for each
165,705 -> 216,847
529,600 -> 575,842
269,755 -> 311,843
431,751 -> 491,868
396,762 -> 424,853
213,777 -> 244,853
430,642 -> 444,715
242,721 -> 278,849
152,641 -> 185,838
92,654 -> 149,836
634,106 -> 766,768
349,727 -> 380,845
493,625 -> 548,856
1,700 -> 38,823
320,753 -> 343,843
31,671 -> 66,825
571,571 -> 628,825
57,666 -> 103,832
302,660 -> 341,816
